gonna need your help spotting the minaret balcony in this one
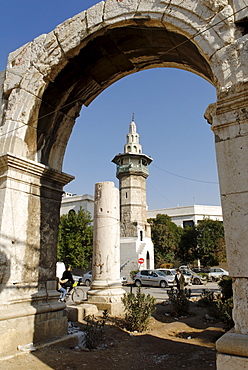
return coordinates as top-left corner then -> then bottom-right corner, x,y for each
116,163 -> 149,176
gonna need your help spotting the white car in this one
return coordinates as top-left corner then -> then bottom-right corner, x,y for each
208,267 -> 229,281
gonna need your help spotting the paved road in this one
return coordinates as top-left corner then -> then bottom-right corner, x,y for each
122,282 -> 220,302
71,281 -> 220,304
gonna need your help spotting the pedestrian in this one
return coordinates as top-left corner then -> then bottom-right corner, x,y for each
175,269 -> 185,292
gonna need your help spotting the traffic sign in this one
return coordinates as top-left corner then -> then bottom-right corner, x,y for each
138,258 -> 144,264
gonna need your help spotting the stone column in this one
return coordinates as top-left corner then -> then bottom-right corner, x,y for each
0,153 -> 73,357
205,83 -> 248,368
87,181 -> 125,315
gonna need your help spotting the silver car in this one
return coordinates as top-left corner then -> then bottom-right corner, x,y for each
179,267 -> 207,285
133,269 -> 172,288
157,268 -> 177,285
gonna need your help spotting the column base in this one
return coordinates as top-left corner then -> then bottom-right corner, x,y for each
0,302 -> 67,358
87,286 -> 126,316
216,329 -> 248,369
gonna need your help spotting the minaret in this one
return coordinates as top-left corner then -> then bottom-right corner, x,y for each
112,115 -> 153,239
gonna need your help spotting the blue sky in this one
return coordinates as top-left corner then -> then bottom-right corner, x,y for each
0,0 -> 221,210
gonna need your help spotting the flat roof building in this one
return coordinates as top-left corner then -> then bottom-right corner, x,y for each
60,193 -> 94,218
147,204 -> 222,228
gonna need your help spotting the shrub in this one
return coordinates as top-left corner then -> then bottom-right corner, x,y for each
216,297 -> 234,329
197,278 -> 234,330
167,288 -> 191,317
83,310 -> 108,350
218,276 -> 232,300
121,287 -> 156,332
197,289 -> 220,317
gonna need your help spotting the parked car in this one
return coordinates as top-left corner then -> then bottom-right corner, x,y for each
72,274 -> 83,284
192,267 -> 210,274
208,267 -> 229,281
133,269 -> 173,288
157,268 -> 177,285
178,268 -> 192,285
78,271 -> 127,286
179,267 -> 206,285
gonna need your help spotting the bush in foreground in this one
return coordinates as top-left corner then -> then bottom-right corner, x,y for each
121,287 -> 156,332
167,287 -> 191,317
198,276 -> 234,330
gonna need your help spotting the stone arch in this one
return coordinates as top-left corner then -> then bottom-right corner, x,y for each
0,0 -> 248,366
1,0 -> 242,169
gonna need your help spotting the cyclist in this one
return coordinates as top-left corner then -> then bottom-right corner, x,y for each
61,265 -> 75,294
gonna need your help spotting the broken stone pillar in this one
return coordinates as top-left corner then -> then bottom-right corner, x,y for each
206,83 -> 248,369
87,181 -> 125,315
0,153 -> 73,357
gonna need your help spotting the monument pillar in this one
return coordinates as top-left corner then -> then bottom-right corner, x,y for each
87,181 -> 125,315
205,83 -> 248,368
0,153 -> 73,357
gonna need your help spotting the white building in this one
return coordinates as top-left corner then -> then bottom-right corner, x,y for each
60,192 -> 94,217
147,204 -> 223,227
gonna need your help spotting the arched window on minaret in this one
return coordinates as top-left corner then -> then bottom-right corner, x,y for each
134,146 -> 137,152
140,230 -> 143,241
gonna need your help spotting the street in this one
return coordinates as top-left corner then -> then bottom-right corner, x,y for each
122,281 -> 220,302
76,281 -> 220,304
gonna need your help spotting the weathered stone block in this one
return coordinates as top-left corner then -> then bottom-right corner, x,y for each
66,304 -> 98,322
87,1 -> 105,30
55,11 -> 87,56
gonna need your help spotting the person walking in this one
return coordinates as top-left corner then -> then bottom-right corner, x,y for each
175,269 -> 185,292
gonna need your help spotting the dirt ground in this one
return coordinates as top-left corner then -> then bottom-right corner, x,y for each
1,300 -> 225,370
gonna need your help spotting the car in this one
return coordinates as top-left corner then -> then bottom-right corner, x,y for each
192,267 -> 210,274
179,267 -> 206,285
79,271 -> 127,286
120,276 -> 128,285
178,268 -> 192,285
72,274 -> 83,284
156,268 -> 177,285
133,269 -> 173,288
208,267 -> 229,281
80,271 -> 93,286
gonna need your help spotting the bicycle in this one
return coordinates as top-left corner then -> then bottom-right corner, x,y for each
66,283 -> 86,304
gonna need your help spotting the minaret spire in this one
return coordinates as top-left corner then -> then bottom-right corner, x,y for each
125,115 -> 142,154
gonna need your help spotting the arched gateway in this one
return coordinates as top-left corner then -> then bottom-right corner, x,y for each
0,0 -> 247,366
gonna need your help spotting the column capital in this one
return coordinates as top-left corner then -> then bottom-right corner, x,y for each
0,152 -> 74,198
205,82 -> 248,134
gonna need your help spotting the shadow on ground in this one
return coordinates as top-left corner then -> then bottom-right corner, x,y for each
1,301 -> 225,370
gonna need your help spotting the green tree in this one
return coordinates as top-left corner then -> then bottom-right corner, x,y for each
176,226 -> 198,264
148,214 -> 182,267
196,218 -> 226,267
57,207 -> 93,270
